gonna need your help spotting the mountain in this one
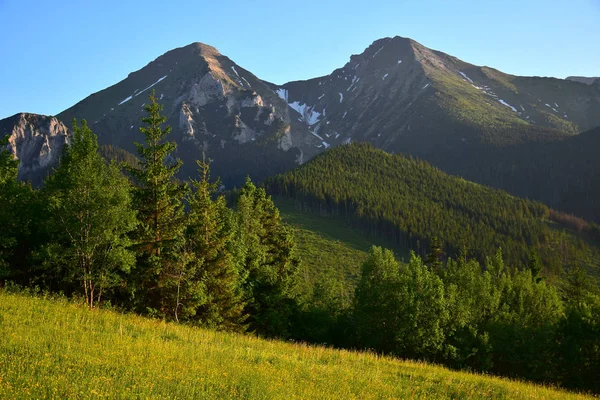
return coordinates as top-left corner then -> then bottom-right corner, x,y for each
264,142 -> 600,278
566,76 -> 600,85
3,37 -> 600,218
57,43 -> 321,187
279,36 -> 600,157
0,113 -> 69,184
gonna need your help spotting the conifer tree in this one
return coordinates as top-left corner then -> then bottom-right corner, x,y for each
0,135 -> 18,185
43,120 -> 137,308
236,177 -> 300,337
0,135 -> 25,275
185,158 -> 247,330
527,248 -> 543,283
127,91 -> 188,315
426,236 -> 444,271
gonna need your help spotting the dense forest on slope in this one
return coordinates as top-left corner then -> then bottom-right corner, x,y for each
453,125 -> 600,223
265,143 -> 600,279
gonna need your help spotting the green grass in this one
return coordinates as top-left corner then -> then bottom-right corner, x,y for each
0,290 -> 592,399
275,196 -> 410,298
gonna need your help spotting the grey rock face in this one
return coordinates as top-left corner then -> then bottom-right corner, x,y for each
0,113 -> 69,180
56,42 -> 312,187
566,76 -> 600,85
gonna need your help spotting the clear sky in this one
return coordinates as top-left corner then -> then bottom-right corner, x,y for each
1,0 -> 599,119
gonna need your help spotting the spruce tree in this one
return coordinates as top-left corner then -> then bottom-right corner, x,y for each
426,236 -> 444,271
0,135 -> 18,184
527,248 -> 543,283
236,177 -> 300,337
127,91 -> 188,315
43,120 -> 137,308
0,135 -> 26,276
186,159 -> 247,330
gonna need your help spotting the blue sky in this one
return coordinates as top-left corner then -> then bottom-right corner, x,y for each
1,0 -> 598,119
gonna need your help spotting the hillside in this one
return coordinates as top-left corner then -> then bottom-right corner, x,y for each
0,290 -> 589,400
265,143 -> 600,277
457,125 -> 600,222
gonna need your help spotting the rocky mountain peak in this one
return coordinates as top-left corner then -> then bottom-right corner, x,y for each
0,113 -> 69,182
56,42 -> 316,187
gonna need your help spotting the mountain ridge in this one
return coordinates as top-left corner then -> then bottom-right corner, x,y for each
2,35 -> 599,219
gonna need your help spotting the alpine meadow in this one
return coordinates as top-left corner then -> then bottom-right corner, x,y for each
1,2 -> 600,398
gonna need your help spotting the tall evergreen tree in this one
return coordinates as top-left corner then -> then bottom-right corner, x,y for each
426,236 -> 444,271
127,91 -> 188,316
43,120 -> 137,308
236,177 -> 300,337
0,135 -> 27,277
527,248 -> 543,283
186,159 -> 247,330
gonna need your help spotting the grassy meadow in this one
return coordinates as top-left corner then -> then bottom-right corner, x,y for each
0,290 -> 592,399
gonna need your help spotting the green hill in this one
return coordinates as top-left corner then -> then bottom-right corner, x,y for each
265,142 -> 600,279
0,290 -> 589,400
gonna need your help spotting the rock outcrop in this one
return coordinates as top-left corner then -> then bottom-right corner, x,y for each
0,113 -> 69,182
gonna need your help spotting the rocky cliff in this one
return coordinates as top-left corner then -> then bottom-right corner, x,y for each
0,113 -> 69,183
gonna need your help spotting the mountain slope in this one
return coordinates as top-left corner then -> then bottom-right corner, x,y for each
265,143 -> 600,277
456,125 -> 600,222
277,36 -> 600,158
0,290 -> 587,399
57,43 -> 320,187
567,76 -> 600,85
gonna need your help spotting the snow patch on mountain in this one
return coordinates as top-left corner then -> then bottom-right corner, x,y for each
339,93 -> 344,103
276,88 -> 289,102
347,76 -> 360,91
458,71 -> 473,84
498,99 -> 518,112
118,96 -> 133,105
309,128 -> 324,141
135,75 -> 168,97
289,101 -> 321,125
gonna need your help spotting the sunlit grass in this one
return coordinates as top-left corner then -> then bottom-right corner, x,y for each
0,290 -> 591,399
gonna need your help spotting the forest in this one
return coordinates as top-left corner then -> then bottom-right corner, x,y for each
1,92 -> 599,394
265,142 -> 600,281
